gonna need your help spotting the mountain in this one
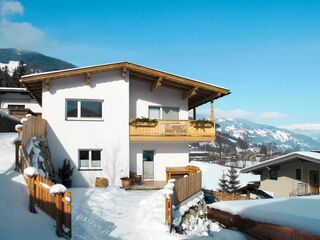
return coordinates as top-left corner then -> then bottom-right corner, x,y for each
217,118 -> 320,151
0,48 -> 76,73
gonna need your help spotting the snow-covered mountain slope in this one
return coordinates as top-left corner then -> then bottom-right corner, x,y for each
0,48 -> 76,73
217,118 -> 320,151
0,60 -> 20,75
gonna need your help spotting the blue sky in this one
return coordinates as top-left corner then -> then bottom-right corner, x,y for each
1,0 -> 320,130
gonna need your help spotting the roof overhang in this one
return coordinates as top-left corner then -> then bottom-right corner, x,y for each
241,152 -> 320,174
20,62 -> 230,108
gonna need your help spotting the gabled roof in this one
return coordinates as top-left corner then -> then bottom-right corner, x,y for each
241,151 -> 320,173
20,61 -> 230,108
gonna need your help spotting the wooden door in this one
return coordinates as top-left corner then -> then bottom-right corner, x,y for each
309,170 -> 319,194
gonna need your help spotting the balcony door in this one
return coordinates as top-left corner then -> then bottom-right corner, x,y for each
143,150 -> 154,180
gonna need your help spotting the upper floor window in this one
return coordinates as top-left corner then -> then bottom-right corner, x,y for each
148,106 -> 179,120
66,99 -> 103,120
162,107 -> 179,120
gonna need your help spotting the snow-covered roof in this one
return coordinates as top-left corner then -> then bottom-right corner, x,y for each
0,87 -> 27,93
241,151 -> 320,173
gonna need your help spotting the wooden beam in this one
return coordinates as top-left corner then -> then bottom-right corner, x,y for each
85,72 -> 91,84
189,92 -> 221,110
193,108 -> 196,120
44,79 -> 50,91
210,100 -> 214,121
121,67 -> 127,79
151,77 -> 162,92
183,87 -> 198,100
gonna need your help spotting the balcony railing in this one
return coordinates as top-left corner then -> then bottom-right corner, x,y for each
129,119 -> 215,141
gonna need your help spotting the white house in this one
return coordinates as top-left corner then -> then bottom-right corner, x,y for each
20,62 -> 230,187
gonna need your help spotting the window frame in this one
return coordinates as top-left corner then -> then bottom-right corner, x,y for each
78,149 -> 102,171
66,99 -> 103,121
148,105 -> 180,120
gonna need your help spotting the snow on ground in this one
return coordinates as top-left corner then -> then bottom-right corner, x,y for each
0,133 -> 58,240
191,161 -> 259,191
0,133 -> 245,239
209,196 -> 320,236
71,187 -> 246,240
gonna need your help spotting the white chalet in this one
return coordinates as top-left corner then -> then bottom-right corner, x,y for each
21,62 -> 230,187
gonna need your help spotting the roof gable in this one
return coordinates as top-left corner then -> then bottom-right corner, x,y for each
241,151 -> 320,173
20,62 -> 230,108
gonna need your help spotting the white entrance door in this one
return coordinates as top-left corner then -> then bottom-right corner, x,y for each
143,150 -> 154,179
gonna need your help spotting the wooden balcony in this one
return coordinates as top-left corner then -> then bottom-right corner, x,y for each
129,119 -> 215,142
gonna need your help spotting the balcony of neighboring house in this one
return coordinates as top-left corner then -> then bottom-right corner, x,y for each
129,104 -> 216,142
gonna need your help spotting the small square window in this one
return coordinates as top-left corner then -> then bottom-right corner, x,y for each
79,150 -> 102,170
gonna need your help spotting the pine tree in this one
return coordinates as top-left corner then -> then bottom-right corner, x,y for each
218,172 -> 229,192
227,166 -> 240,193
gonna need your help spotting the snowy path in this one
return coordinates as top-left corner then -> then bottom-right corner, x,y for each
0,133 -> 58,240
71,187 -> 246,240
71,187 -> 179,240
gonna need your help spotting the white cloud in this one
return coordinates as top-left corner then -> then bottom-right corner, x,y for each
195,108 -> 288,122
259,112 -> 288,120
0,0 -> 23,15
279,123 -> 320,131
0,18 -> 45,49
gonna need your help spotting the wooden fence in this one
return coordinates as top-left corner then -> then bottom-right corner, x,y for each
165,168 -> 202,226
212,191 -> 251,201
15,115 -> 72,238
26,175 -> 72,238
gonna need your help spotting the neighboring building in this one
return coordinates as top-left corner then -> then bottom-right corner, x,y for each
0,109 -> 21,132
20,62 -> 230,187
0,87 -> 42,118
241,151 -> 320,197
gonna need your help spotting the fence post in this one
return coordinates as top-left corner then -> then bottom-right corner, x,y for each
14,140 -> 21,172
55,193 -> 63,237
28,175 -> 36,213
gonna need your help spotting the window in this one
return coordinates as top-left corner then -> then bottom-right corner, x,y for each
162,107 -> 179,120
269,168 -> 278,180
148,106 -> 180,120
148,106 -> 160,119
296,169 -> 302,180
66,99 -> 102,120
8,104 -> 25,110
79,150 -> 102,169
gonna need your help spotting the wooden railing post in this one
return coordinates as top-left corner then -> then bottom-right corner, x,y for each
15,140 -> 21,172
28,175 -> 36,213
55,193 -> 63,237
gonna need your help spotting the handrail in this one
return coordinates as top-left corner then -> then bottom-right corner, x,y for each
289,183 -> 308,197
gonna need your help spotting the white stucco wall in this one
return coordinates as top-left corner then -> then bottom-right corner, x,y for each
130,142 -> 189,181
129,78 -> 189,120
42,70 -> 129,187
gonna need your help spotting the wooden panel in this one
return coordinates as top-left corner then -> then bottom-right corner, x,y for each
21,116 -> 47,146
